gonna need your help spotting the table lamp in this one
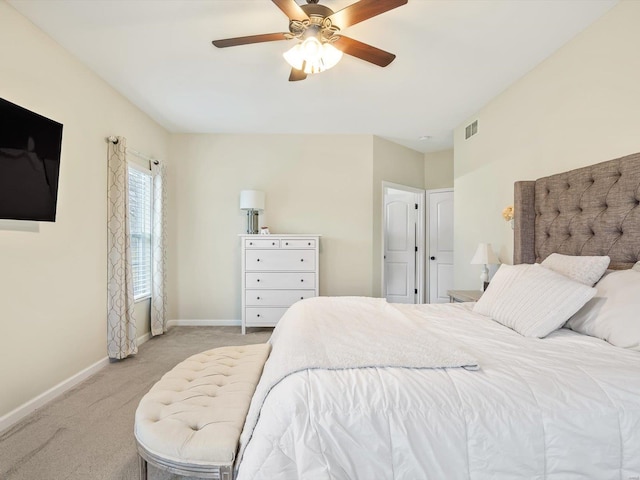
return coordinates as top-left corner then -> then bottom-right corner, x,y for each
470,243 -> 499,290
240,190 -> 265,234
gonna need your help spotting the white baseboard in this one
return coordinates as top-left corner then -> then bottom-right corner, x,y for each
0,324 -> 236,435
167,319 -> 241,328
0,356 -> 110,434
137,331 -> 151,346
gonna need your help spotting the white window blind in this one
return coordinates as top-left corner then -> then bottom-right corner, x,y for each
128,166 -> 152,300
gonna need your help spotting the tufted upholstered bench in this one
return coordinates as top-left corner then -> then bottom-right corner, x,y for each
134,343 -> 271,479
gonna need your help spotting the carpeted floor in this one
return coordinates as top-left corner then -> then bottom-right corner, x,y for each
0,326 -> 272,480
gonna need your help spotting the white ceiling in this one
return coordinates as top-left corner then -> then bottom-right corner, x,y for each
9,0 -> 617,153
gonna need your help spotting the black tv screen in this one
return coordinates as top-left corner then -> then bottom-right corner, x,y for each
0,98 -> 63,222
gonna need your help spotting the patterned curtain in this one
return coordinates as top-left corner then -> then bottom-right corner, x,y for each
107,137 -> 138,359
150,160 -> 167,336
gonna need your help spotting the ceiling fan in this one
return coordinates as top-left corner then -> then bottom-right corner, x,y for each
212,0 -> 408,82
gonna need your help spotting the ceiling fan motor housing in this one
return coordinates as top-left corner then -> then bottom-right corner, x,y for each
300,3 -> 333,17
290,4 -> 340,42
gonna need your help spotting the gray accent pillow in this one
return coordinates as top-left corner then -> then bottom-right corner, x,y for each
566,269 -> 640,351
541,253 -> 610,286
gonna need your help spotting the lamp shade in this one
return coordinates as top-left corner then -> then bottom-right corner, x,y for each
470,243 -> 499,265
240,190 -> 265,210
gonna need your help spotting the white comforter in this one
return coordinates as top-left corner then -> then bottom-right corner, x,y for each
236,300 -> 640,480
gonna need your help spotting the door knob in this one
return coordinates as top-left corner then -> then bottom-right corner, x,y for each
430,256 -> 436,260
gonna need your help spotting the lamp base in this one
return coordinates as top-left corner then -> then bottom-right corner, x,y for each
246,209 -> 259,234
480,265 -> 489,291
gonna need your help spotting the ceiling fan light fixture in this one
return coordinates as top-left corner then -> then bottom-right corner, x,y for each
283,37 -> 343,74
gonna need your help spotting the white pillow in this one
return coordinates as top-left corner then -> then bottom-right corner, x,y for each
541,253 -> 610,286
566,269 -> 640,350
473,264 -> 596,338
633,261 -> 640,272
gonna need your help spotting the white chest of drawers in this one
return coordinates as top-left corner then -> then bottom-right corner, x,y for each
240,234 -> 320,334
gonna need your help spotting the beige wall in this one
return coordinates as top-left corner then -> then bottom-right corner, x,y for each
424,149 -> 454,190
453,0 -> 640,289
0,2 -> 169,418
371,137 -> 425,297
168,134 -> 375,321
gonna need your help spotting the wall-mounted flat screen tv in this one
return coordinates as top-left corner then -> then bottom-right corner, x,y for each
0,98 -> 63,222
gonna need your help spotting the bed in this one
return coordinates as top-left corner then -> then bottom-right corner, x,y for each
235,152 -> 640,480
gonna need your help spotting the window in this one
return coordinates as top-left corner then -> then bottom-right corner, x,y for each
128,166 -> 152,300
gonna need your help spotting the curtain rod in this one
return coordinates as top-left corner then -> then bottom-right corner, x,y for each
107,136 -> 160,165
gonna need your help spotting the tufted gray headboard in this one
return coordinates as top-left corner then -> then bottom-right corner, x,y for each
514,151 -> 640,269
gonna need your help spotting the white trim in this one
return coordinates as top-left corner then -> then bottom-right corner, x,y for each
382,181 -> 425,195
425,187 -> 453,194
128,158 -> 153,173
0,356 -> 110,434
167,319 -> 242,328
137,331 -> 151,346
134,294 -> 152,303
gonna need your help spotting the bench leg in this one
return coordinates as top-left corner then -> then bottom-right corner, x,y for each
139,454 -> 148,480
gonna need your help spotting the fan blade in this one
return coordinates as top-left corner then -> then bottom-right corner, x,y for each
272,0 -> 309,20
212,33 -> 289,48
333,36 -> 396,67
289,67 -> 307,82
327,0 -> 407,29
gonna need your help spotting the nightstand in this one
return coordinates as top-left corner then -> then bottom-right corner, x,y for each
447,290 -> 483,303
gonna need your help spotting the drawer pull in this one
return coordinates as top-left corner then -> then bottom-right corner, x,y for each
272,242 -> 276,245
257,259 -> 261,262
300,296 -> 304,300
257,314 -> 261,317
249,242 -> 253,245
308,242 -> 311,245
300,279 -> 304,282
300,259 -> 304,262
285,242 -> 289,245
257,296 -> 261,300
257,279 -> 260,282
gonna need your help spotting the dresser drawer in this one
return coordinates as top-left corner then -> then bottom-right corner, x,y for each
244,238 -> 280,248
245,289 -> 315,307
245,249 -> 315,271
245,307 -> 289,326
281,238 -> 316,249
246,272 -> 315,289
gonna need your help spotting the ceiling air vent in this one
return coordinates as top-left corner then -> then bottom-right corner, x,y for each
465,120 -> 478,139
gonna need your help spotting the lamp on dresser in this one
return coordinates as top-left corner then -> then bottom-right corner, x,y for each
470,243 -> 500,290
240,190 -> 265,234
